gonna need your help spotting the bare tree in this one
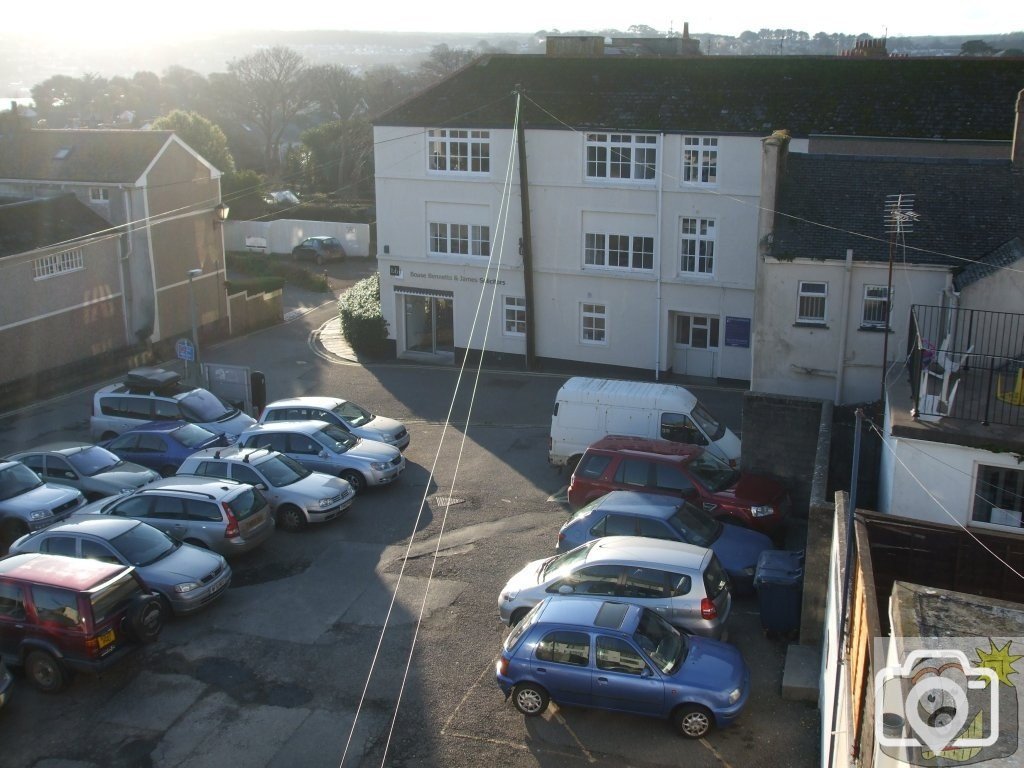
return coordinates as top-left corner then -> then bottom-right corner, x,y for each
418,44 -> 477,80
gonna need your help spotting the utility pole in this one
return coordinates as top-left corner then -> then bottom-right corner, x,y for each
880,194 -> 918,400
514,89 -> 536,371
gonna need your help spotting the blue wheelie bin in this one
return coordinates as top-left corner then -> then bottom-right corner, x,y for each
753,549 -> 805,638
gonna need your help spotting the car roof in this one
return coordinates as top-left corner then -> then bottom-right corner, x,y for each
591,491 -> 682,521
589,435 -> 702,460
583,535 -> 710,568
184,446 -> 275,464
143,476 -> 246,494
9,442 -> 98,457
0,552 -> 130,589
244,420 -> 331,434
39,516 -> 140,539
117,420 -> 194,435
264,397 -> 344,410
536,596 -> 640,631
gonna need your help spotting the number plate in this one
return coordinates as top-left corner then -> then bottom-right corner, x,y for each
97,629 -> 116,649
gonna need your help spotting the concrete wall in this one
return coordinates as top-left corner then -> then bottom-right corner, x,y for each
223,220 -> 372,258
227,288 -> 283,336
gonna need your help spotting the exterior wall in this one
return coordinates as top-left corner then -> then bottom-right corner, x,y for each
222,220 -> 372,258
753,257 -> 949,404
958,259 -> 1024,334
0,238 -> 126,387
374,124 -> 765,378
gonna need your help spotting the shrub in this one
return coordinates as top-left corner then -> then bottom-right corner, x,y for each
338,273 -> 390,358
226,252 -> 330,292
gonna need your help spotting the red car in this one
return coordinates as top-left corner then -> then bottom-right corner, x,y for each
567,435 -> 789,534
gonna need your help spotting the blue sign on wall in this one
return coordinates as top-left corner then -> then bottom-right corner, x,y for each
725,317 -> 751,348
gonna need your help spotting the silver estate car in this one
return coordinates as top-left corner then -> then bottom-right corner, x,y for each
238,421 -> 405,494
497,535 -> 732,639
177,447 -> 355,532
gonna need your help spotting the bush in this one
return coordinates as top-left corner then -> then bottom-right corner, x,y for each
338,273 -> 390,358
225,252 -> 330,292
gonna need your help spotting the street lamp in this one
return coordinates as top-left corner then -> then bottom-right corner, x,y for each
187,267 -> 203,384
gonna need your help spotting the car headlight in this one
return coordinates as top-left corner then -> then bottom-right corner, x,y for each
728,687 -> 742,704
501,589 -> 519,602
370,461 -> 390,471
318,497 -> 335,508
28,509 -> 53,521
174,582 -> 201,594
750,505 -> 775,517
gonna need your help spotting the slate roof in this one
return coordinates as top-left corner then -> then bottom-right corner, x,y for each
769,153 -> 1024,268
0,193 -> 114,258
0,129 -> 173,183
376,54 -> 1024,140
953,236 -> 1024,289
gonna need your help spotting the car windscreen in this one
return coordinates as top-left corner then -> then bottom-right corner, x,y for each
686,451 -> 740,492
316,424 -> 359,452
111,523 -> 178,567
690,402 -> 726,442
66,446 -> 122,476
226,487 -> 267,521
0,463 -> 44,499
667,502 -> 723,547
330,400 -> 372,427
178,389 -> 237,423
634,607 -> 687,674
90,570 -> 146,625
257,454 -> 311,487
540,542 -> 594,580
171,423 -> 220,448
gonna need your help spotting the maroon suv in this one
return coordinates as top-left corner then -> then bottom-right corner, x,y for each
568,436 -> 789,534
0,553 -> 163,692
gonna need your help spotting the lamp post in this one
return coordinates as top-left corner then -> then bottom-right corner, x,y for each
187,267 -> 203,385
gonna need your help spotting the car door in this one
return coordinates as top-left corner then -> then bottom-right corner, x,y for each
0,579 -> 28,661
530,630 -> 593,706
592,634 -> 663,715
144,495 -> 191,542
285,433 -> 335,474
550,565 -> 623,598
229,464 -> 277,506
619,566 -> 677,621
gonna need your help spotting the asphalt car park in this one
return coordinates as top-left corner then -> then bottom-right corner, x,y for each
0,277 -> 818,767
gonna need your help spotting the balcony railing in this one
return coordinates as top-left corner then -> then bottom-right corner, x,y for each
908,305 -> 1024,428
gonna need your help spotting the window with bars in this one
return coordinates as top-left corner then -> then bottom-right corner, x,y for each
429,223 -> 490,257
682,137 -> 718,184
581,303 -> 607,344
584,233 -> 653,271
503,296 -> 526,336
680,217 -> 715,275
34,248 -> 84,280
797,281 -> 828,324
427,129 -> 490,174
585,133 -> 657,182
861,285 -> 890,328
973,465 -> 1024,529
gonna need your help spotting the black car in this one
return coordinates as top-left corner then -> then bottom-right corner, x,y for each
291,236 -> 345,264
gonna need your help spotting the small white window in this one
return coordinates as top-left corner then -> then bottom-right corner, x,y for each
973,465 -> 1024,530
862,285 -> 890,328
89,187 -> 109,202
581,303 -> 607,345
797,282 -> 828,324
34,248 -> 85,280
682,137 -> 718,185
503,296 -> 526,336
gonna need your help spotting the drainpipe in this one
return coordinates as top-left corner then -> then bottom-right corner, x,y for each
655,133 -> 664,380
514,90 -> 536,371
834,249 -> 854,404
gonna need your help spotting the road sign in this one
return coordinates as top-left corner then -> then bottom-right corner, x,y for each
176,338 -> 195,362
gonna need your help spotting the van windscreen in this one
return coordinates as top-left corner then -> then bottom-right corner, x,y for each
691,403 -> 726,441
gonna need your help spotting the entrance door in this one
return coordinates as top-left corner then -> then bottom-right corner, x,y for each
672,313 -> 719,377
404,295 -> 454,358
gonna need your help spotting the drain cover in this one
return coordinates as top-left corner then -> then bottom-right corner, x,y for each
431,496 -> 465,506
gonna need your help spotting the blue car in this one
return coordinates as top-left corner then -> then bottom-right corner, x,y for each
496,596 -> 749,738
557,491 -> 771,592
100,421 -> 230,477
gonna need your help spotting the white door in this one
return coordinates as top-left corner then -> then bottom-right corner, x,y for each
673,314 -> 719,378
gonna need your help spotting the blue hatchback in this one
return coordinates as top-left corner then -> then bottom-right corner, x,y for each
557,491 -> 771,593
496,596 -> 749,738
100,421 -> 230,477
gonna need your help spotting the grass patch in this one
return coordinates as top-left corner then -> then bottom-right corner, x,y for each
226,252 -> 331,292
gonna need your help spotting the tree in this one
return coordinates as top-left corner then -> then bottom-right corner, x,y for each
221,46 -> 310,177
960,39 -> 996,56
305,63 -> 365,121
418,44 -> 477,80
152,110 -> 235,173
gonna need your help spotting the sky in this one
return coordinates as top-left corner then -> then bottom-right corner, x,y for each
10,0 -> 1023,43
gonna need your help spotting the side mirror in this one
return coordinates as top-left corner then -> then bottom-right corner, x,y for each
641,667 -> 654,678
557,585 -> 575,595
255,483 -> 267,491
319,450 -> 330,459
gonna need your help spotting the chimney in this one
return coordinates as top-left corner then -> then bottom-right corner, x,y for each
1014,89 -> 1024,169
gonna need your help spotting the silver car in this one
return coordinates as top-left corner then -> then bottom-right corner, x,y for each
497,535 -> 732,639
177,447 -> 355,532
0,460 -> 85,550
238,421 -> 405,494
8,443 -> 160,501
9,517 -> 231,616
258,396 -> 410,451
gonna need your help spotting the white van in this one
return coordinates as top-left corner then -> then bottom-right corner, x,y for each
548,377 -> 741,469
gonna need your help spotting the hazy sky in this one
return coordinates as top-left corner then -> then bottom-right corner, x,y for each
13,0 -> 1022,43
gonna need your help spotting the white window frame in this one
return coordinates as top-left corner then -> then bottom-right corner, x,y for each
428,222 -> 490,257
971,464 -> 1024,532
584,133 -> 657,183
34,248 -> 85,280
675,314 -> 720,349
797,281 -> 828,324
679,217 -> 716,276
861,285 -> 890,328
584,233 -> 654,271
503,296 -> 526,336
580,302 -> 607,345
682,136 -> 718,185
427,129 -> 490,174
89,187 -> 110,202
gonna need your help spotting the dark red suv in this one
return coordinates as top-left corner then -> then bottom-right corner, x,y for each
568,436 -> 789,534
0,553 -> 163,692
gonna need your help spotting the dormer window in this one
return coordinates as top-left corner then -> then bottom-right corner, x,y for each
89,187 -> 110,203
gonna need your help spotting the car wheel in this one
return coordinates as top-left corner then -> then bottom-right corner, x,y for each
127,595 -> 164,643
340,470 -> 366,495
277,505 -> 307,533
512,682 -> 549,716
25,650 -> 68,693
0,519 -> 28,550
159,465 -> 177,478
509,608 -> 529,627
672,704 -> 713,739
